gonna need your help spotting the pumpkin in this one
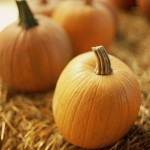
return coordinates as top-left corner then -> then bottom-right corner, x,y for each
53,46 -> 141,149
27,0 -> 60,17
137,0 -> 150,19
98,0 -> 118,31
110,0 -> 136,9
52,0 -> 117,55
0,0 -> 72,92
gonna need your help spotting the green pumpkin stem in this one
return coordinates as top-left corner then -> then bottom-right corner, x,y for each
16,0 -> 38,29
92,46 -> 112,75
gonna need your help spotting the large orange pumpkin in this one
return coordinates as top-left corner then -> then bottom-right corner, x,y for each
0,0 -> 72,92
52,0 -> 117,55
53,46 -> 141,149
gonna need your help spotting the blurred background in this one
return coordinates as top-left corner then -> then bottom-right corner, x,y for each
0,0 -> 18,31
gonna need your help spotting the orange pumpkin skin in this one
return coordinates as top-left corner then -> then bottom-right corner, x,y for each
98,0 -> 118,31
52,0 -> 116,55
110,0 -> 136,9
137,0 -> 150,19
0,1 -> 72,92
53,47 -> 141,149
27,0 -> 60,17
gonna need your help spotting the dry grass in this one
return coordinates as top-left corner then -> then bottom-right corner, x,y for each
0,8 -> 150,150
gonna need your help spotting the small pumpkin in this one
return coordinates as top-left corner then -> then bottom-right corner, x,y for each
0,0 -> 72,92
52,0 -> 117,55
27,0 -> 60,17
53,46 -> 141,149
110,0 -> 136,9
137,0 -> 150,19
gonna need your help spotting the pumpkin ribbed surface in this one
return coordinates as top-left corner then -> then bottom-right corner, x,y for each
52,0 -> 116,55
0,0 -> 72,92
53,47 -> 141,149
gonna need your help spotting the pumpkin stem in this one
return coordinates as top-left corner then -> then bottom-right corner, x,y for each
86,0 -> 92,5
16,0 -> 38,29
92,46 -> 112,75
39,0 -> 47,4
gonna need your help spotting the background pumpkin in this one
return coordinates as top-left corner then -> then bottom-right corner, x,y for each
52,0 -> 117,55
137,0 -> 150,19
110,0 -> 136,9
53,46 -> 141,149
27,0 -> 60,17
0,0 -> 72,92
97,0 -> 119,31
